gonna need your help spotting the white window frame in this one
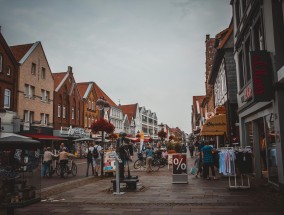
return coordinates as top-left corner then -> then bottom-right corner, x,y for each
40,113 -> 49,125
72,107 -> 75,120
63,106 -> 66,119
4,89 -> 11,108
24,110 -> 34,123
58,104 -> 61,117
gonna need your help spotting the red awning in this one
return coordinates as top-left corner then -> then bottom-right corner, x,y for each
22,134 -> 67,141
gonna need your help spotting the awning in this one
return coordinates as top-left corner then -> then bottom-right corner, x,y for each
200,114 -> 227,136
73,137 -> 94,142
22,134 -> 67,141
0,133 -> 40,148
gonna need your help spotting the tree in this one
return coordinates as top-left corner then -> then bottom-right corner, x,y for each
158,129 -> 167,140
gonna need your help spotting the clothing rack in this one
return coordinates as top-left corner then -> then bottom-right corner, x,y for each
229,146 -> 251,190
218,147 -> 251,190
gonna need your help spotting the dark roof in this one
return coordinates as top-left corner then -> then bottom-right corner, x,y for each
10,43 -> 34,62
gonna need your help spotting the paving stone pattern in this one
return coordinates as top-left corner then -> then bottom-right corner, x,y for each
12,152 -> 284,214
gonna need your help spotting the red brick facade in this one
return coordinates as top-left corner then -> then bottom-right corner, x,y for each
53,66 -> 84,130
0,31 -> 18,112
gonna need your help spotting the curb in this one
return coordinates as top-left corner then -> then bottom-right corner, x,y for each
41,176 -> 102,199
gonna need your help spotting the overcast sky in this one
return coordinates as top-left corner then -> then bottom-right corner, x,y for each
0,0 -> 232,133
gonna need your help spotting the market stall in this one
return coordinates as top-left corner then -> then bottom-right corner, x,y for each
0,133 -> 41,215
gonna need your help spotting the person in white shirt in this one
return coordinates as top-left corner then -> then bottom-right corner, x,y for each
93,142 -> 102,176
42,147 -> 57,177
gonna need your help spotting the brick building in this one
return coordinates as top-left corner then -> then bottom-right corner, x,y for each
0,29 -> 19,133
52,66 -> 86,144
10,41 -> 54,135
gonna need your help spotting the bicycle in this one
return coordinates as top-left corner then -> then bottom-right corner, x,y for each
56,158 -> 77,178
134,153 -> 160,171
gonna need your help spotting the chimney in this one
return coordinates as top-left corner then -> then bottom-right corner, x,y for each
206,34 -> 210,42
67,66 -> 72,73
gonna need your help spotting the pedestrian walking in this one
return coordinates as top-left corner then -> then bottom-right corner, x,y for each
93,142 -> 102,176
145,145 -> 154,172
85,143 -> 94,177
42,147 -> 57,177
194,152 -> 203,178
202,141 -> 216,180
188,143 -> 194,158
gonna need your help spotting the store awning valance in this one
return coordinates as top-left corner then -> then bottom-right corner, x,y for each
200,114 -> 227,136
22,134 -> 67,141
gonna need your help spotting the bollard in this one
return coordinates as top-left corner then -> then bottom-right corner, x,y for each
113,154 -> 124,195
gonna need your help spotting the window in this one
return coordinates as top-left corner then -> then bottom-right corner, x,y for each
78,109 -> 80,121
31,63 -> 36,75
238,50 -> 245,89
58,104 -> 61,117
88,100 -> 91,109
253,19 -> 264,51
25,84 -> 35,98
24,110 -> 34,123
72,107 -> 75,120
40,113 -> 49,125
41,89 -> 50,102
41,67 -> 46,79
4,89 -> 11,108
92,101 -> 94,111
85,116 -> 87,127
0,54 -> 2,73
63,106 -> 66,119
244,36 -> 252,83
7,67 -> 11,76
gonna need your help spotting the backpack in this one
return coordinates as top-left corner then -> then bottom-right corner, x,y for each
87,148 -> 93,162
93,146 -> 99,159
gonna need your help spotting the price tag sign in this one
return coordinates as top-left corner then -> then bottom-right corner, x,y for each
172,154 -> 187,175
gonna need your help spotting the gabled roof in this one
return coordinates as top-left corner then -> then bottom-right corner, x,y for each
218,25 -> 233,49
120,103 -> 138,123
0,31 -> 19,66
52,72 -> 68,90
10,43 -> 34,62
77,82 -> 90,99
93,82 -> 118,107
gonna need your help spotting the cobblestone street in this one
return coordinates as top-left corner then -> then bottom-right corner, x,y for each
9,153 -> 284,215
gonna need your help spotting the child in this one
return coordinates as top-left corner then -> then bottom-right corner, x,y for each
194,152 -> 203,178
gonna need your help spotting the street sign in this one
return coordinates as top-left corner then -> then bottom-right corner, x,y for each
172,153 -> 188,184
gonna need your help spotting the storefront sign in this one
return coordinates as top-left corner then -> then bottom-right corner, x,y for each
250,51 -> 273,102
60,126 -> 88,138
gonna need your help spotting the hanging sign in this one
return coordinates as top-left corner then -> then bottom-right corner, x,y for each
250,51 -> 273,102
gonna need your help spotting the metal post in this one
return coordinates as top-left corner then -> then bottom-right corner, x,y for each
113,153 -> 124,195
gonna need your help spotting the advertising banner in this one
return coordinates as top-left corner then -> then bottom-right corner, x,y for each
172,153 -> 188,184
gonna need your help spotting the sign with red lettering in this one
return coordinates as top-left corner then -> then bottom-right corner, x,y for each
250,51 -> 273,102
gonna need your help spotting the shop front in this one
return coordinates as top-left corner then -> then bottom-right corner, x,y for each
241,105 -> 278,186
238,50 -> 277,187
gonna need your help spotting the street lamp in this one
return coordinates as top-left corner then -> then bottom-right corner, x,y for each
0,107 -> 7,135
95,97 -> 110,176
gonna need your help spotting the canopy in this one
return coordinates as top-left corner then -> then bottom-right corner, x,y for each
22,133 -> 66,141
0,133 -> 40,148
200,114 -> 227,136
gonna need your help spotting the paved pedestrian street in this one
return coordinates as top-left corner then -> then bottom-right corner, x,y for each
12,154 -> 284,215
